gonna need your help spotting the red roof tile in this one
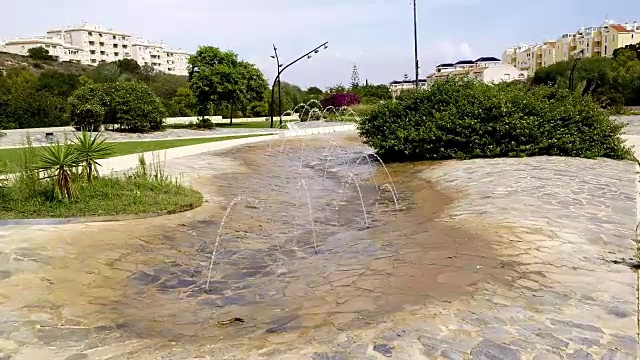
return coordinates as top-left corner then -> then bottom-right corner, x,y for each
610,24 -> 633,33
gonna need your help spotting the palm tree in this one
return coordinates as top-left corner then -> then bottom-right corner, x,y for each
73,131 -> 114,182
36,142 -> 80,200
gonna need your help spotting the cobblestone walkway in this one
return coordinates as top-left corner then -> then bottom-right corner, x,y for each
0,136 -> 637,359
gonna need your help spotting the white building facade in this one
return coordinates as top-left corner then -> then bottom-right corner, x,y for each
390,57 -> 527,97
1,23 -> 189,76
0,36 -> 87,63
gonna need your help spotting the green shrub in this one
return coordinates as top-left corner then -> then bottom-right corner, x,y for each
68,81 -> 166,133
69,103 -> 105,131
358,78 -> 633,161
196,117 -> 214,129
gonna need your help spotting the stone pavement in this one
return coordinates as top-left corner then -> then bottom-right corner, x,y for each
0,121 -> 352,148
0,135 -> 637,359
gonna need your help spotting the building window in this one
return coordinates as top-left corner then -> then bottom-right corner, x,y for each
113,44 -> 118,48
88,32 -> 93,36
99,42 -> 104,47
114,52 -> 119,57
113,35 -> 116,40
122,45 -> 128,49
100,51 -> 105,55
89,41 -> 95,46
90,59 -> 97,63
90,50 -> 96,54
99,34 -> 103,38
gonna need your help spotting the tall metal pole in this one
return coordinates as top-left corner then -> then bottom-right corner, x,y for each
272,44 -> 283,127
413,0 -> 420,88
269,41 -> 329,128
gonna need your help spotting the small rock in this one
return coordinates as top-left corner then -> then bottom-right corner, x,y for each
372,344 -> 394,358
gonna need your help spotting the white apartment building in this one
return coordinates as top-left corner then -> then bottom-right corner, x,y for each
0,36 -> 87,63
503,19 -> 640,76
46,23 -> 132,65
390,57 -> 526,97
1,23 -> 190,76
131,38 -> 189,76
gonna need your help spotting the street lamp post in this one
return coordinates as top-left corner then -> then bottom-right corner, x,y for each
270,45 -> 283,126
412,0 -> 420,88
269,41 -> 329,128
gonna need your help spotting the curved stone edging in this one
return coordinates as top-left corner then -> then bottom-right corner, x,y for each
0,202 -> 201,226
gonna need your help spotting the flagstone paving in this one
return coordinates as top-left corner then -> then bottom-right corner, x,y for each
0,135 -> 637,359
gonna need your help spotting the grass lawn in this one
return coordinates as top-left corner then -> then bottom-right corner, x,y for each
0,134 -> 270,173
0,175 -> 203,219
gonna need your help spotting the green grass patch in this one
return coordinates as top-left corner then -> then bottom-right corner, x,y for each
0,175 -> 203,219
0,134 -> 270,173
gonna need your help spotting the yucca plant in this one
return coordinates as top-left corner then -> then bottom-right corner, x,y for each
73,131 -> 114,182
36,142 -> 80,200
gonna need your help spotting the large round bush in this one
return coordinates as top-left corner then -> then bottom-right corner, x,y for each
68,81 -> 166,133
358,78 -> 633,161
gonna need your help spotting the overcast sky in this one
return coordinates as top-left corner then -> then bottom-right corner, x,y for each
2,1 -> 639,89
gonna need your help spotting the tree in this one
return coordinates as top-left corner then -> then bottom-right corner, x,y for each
115,58 -> 142,77
36,142 -> 80,200
73,131 -> 114,182
327,84 -> 347,94
350,64 -> 360,89
188,46 -> 268,124
88,62 -> 121,83
27,46 -> 56,61
68,82 -> 166,132
613,43 -> 640,61
188,46 -> 241,117
353,83 -> 392,104
306,87 -> 323,96
36,70 -> 80,98
235,61 -> 268,121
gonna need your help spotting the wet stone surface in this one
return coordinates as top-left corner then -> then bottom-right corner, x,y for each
0,134 -> 637,359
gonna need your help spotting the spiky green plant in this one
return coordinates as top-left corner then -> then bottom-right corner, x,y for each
36,142 -> 80,200
73,131 -> 114,182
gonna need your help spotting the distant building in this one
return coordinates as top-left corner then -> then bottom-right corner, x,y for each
0,36 -> 86,63
502,20 -> 640,76
389,57 -> 526,97
0,23 -> 190,76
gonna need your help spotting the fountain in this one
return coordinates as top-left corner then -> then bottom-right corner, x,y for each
205,196 -> 260,290
346,173 -> 369,226
296,180 -> 318,253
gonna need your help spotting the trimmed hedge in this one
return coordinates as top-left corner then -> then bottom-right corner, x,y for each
358,78 -> 633,161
